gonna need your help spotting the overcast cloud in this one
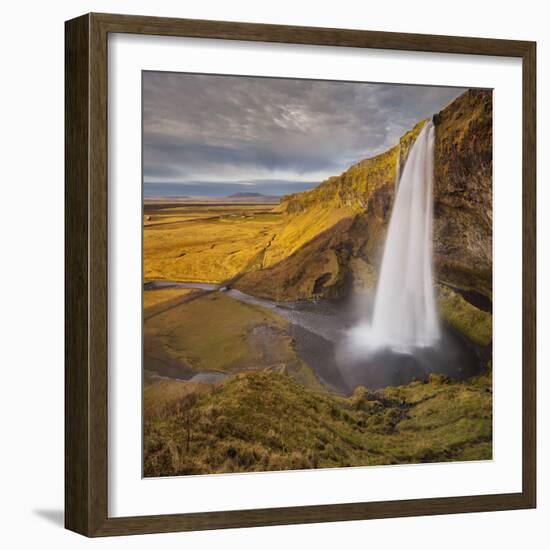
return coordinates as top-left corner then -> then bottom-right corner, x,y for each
143,72 -> 466,196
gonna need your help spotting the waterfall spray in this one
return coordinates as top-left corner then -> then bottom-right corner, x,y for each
349,120 -> 440,354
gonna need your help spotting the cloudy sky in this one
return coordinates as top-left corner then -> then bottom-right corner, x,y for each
143,72 -> 466,197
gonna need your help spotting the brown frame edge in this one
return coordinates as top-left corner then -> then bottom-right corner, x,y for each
65,12 -> 537,537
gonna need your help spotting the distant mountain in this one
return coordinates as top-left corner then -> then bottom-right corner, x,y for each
228,192 -> 275,199
224,192 -> 280,203
144,181 -> 317,198
151,195 -> 189,199
229,192 -> 262,197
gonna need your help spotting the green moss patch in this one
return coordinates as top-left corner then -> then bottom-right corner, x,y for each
438,286 -> 492,346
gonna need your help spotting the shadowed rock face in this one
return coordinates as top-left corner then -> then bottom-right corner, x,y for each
433,89 -> 493,300
236,89 -> 493,307
233,216 -> 370,301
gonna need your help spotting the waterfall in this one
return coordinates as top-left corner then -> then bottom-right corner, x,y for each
350,120 -> 440,354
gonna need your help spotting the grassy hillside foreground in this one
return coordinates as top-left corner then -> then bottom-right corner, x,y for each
144,368 -> 492,477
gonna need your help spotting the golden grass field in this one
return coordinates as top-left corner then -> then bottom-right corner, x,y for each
143,199 -> 358,284
144,202 -> 285,283
143,198 -> 332,386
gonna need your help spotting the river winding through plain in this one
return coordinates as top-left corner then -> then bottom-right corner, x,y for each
145,280 -> 486,394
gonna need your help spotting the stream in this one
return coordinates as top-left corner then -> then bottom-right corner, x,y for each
145,280 -> 486,394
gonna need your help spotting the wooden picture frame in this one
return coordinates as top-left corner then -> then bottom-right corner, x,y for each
65,12 -> 536,537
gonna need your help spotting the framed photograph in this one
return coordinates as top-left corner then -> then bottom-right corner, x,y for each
65,13 -> 536,536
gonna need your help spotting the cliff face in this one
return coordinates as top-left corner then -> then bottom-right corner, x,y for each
236,89 -> 493,308
236,122 -> 424,300
433,89 -> 493,300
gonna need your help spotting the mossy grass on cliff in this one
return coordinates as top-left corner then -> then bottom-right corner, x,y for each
144,368 -> 492,477
437,286 -> 492,347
